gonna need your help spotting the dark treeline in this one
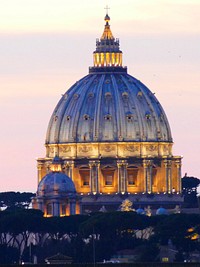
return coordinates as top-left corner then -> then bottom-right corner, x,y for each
0,208 -> 200,264
0,192 -> 35,209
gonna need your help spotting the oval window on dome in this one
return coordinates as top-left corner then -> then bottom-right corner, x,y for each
66,116 -> 70,121
126,113 -> 133,122
88,92 -> 94,99
122,92 -> 129,99
83,114 -> 90,121
104,114 -> 112,121
74,93 -> 79,99
145,113 -> 151,120
105,92 -> 112,99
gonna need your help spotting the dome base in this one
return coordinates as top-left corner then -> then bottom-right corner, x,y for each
89,66 -> 127,74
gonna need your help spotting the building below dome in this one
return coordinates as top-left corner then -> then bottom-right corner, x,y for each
32,157 -> 80,216
34,12 -> 183,216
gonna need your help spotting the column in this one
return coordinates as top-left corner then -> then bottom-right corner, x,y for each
37,164 -> 42,184
175,159 -> 182,193
164,159 -> 172,193
53,201 -> 60,217
117,160 -> 128,194
45,162 -> 51,174
143,159 -> 153,193
89,160 -> 100,194
117,162 -> 122,193
143,160 -> 148,193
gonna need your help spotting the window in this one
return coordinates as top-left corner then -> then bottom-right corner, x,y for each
83,114 -> 90,120
128,174 -> 135,185
122,92 -> 129,100
105,175 -> 113,186
102,166 -> 115,186
47,203 -> 52,216
126,113 -> 133,122
104,114 -> 112,121
105,92 -> 112,99
145,113 -> 151,120
83,175 -> 90,186
61,204 -> 66,216
79,167 -> 90,187
127,167 -> 138,186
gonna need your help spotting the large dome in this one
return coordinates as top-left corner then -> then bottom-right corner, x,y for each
46,71 -> 172,144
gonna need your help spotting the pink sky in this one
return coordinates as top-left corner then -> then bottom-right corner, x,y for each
0,0 -> 199,192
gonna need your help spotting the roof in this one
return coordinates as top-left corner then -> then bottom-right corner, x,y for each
45,14 -> 172,145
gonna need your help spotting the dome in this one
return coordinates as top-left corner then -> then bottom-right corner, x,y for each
156,207 -> 168,215
46,72 -> 172,144
37,172 -> 76,195
46,14 -> 172,145
136,208 -> 145,215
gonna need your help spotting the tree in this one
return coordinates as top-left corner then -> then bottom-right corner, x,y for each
182,176 -> 200,207
0,192 -> 35,209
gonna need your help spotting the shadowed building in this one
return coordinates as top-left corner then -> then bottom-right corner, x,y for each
33,13 -> 183,216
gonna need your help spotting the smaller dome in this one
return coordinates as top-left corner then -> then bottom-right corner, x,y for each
136,208 -> 145,215
37,172 -> 76,196
156,207 -> 168,215
105,14 -> 110,22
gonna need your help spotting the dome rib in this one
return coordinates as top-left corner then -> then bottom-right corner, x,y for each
121,75 -> 145,141
94,75 -> 105,141
111,75 -> 123,140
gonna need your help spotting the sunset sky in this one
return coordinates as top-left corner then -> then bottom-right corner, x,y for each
0,0 -> 199,192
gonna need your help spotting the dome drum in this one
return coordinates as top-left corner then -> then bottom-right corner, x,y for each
45,142 -> 173,159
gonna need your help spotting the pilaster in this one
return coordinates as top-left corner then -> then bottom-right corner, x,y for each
175,159 -> 182,193
143,159 -> 153,193
164,159 -> 172,193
